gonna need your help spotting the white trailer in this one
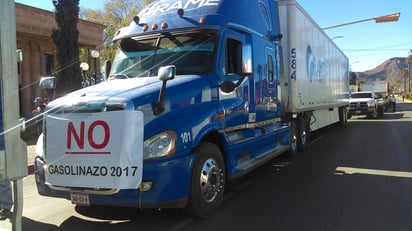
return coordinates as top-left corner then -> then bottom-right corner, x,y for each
278,0 -> 349,130
362,81 -> 389,98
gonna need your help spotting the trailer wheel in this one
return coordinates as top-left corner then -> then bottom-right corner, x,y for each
184,142 -> 225,218
339,107 -> 348,126
287,120 -> 299,158
298,118 -> 310,152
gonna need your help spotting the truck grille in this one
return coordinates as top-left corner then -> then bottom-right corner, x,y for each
349,102 -> 368,109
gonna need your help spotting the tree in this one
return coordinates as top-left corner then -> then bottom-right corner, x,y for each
349,71 -> 357,85
52,0 -> 82,96
407,55 -> 412,81
80,0 -> 154,63
391,79 -> 402,94
400,68 -> 409,79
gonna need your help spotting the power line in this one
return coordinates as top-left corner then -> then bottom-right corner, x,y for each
342,42 -> 412,52
344,49 -> 410,52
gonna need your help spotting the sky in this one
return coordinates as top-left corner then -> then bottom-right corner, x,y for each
298,0 -> 412,72
14,0 -> 412,72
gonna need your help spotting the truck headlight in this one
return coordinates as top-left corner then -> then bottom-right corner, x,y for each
143,131 -> 177,159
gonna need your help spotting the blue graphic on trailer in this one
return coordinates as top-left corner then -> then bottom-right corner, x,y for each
306,45 -> 325,82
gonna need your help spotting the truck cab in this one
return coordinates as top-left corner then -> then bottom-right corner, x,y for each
34,0 -> 349,218
35,0 -> 288,218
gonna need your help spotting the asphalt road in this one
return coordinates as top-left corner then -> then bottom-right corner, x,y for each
3,101 -> 412,231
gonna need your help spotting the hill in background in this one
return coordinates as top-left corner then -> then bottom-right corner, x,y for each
355,57 -> 409,93
355,57 -> 408,83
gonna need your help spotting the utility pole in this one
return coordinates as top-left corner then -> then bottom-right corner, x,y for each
0,1 -> 28,231
409,50 -> 412,93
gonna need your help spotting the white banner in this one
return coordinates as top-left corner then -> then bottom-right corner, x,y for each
44,110 -> 143,189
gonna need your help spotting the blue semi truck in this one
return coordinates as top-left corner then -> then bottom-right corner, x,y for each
34,0 -> 349,218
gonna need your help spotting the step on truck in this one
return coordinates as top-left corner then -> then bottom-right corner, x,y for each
34,0 -> 349,218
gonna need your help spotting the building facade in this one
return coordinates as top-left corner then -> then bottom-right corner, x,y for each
15,3 -> 105,118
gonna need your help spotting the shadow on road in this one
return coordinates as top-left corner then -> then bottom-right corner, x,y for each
349,101 -> 412,121
22,217 -> 59,231
58,205 -> 190,231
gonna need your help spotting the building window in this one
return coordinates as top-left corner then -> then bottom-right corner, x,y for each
44,54 -> 54,76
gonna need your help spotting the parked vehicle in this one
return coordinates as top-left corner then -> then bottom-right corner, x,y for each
347,91 -> 385,119
361,81 -> 390,111
34,0 -> 349,218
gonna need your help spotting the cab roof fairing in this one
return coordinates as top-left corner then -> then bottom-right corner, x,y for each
113,0 -> 223,41
112,0 -> 280,42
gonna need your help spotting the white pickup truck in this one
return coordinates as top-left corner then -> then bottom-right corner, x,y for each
347,91 -> 385,119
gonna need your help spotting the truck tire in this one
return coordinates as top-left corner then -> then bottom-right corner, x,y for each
298,118 -> 309,152
369,108 -> 378,119
184,142 -> 225,218
287,120 -> 299,158
339,107 -> 348,125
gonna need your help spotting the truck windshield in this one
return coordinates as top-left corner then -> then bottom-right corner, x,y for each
109,30 -> 217,79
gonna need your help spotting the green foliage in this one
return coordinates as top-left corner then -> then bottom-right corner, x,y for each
52,0 -> 82,96
391,79 -> 402,94
406,55 -> 412,65
349,72 -> 357,85
400,68 -> 409,78
404,92 -> 412,100
80,0 -> 154,63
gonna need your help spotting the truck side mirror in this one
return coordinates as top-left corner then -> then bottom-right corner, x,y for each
104,60 -> 112,80
158,65 -> 176,81
39,76 -> 56,89
220,81 -> 237,93
154,65 -> 176,115
242,46 -> 252,74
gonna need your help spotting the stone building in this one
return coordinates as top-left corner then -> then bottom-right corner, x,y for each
15,3 -> 105,118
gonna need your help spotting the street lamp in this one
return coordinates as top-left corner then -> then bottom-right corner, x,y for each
323,12 -> 400,30
349,61 -> 359,71
91,49 -> 100,84
80,62 -> 89,87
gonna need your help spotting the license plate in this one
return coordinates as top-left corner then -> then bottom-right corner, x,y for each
356,110 -> 361,113
70,192 -> 90,206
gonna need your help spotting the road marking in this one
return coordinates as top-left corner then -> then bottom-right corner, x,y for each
335,166 -> 412,178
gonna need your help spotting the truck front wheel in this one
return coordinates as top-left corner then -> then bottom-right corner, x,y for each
184,142 -> 225,218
